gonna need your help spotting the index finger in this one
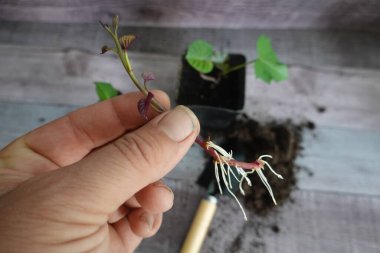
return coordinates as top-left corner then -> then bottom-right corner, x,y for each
20,90 -> 170,167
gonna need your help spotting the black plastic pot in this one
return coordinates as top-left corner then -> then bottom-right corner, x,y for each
189,105 -> 239,130
176,54 -> 246,110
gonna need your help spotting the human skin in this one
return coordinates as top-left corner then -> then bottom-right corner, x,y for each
0,90 -> 200,253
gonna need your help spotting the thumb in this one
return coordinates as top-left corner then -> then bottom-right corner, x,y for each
54,105 -> 199,213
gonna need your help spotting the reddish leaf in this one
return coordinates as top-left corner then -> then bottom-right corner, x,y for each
137,92 -> 154,120
141,72 -> 155,82
141,72 -> 156,86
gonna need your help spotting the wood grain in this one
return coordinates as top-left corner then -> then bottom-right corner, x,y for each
0,45 -> 379,131
296,128 -> 380,196
0,1 -> 380,32
0,102 -> 77,147
0,45 -> 179,105
202,189 -> 380,253
1,21 -> 380,69
244,66 -> 380,131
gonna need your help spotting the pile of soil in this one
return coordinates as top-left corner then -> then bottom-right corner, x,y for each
201,114 -> 311,215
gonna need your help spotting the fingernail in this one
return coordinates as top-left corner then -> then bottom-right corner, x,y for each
158,105 -> 199,142
153,180 -> 174,197
139,212 -> 154,232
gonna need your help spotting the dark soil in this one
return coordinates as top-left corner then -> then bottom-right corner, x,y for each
201,114 -> 310,215
176,54 -> 246,110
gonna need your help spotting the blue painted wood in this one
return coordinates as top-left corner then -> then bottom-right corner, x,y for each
0,102 -> 77,148
297,127 -> 380,195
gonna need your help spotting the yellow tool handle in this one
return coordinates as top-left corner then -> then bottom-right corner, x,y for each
180,196 -> 217,253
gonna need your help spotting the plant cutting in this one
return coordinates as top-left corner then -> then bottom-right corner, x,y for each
97,16 -> 287,220
176,36 -> 288,110
186,38 -> 288,83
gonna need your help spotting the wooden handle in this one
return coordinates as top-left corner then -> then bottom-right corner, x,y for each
180,196 -> 217,253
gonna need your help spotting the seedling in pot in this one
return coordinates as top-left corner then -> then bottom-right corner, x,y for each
97,16 -> 285,220
185,37 -> 288,84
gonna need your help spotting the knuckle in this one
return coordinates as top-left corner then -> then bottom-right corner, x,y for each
112,130 -> 163,174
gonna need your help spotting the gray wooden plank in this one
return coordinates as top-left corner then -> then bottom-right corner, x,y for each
244,65 -> 380,131
1,21 -> 380,69
204,190 -> 380,253
0,1 -> 380,32
297,127 -> 380,196
0,45 -> 379,131
0,102 -> 77,148
0,45 -> 179,105
136,179 -> 380,253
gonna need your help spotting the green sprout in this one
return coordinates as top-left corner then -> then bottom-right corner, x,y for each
185,36 -> 288,84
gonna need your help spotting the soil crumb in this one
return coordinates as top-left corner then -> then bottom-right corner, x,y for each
271,224 -> 280,233
306,121 -> 315,130
38,117 -> 46,123
202,114 -> 310,215
317,106 -> 326,113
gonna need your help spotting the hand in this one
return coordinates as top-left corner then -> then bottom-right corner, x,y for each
0,90 -> 199,253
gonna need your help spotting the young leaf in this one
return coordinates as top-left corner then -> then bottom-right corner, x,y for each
141,72 -> 155,83
101,45 -> 114,54
112,15 -> 119,32
185,40 -> 214,74
99,21 -> 110,30
255,35 -> 288,83
141,72 -> 156,88
94,82 -> 119,101
138,92 -> 154,120
119,35 -> 136,50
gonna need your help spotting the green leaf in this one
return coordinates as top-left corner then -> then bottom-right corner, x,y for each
94,82 -> 119,101
255,35 -> 288,83
185,40 -> 214,74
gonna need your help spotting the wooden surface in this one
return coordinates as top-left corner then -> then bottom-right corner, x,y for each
0,0 -> 380,32
1,21 -> 380,69
1,18 -> 380,253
